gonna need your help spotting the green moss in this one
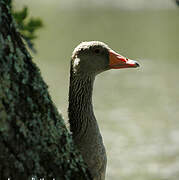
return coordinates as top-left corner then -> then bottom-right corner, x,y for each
0,0 -> 91,179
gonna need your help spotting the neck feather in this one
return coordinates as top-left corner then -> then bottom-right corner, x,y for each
68,69 -> 96,137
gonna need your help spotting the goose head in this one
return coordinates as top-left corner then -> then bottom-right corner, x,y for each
71,41 -> 139,76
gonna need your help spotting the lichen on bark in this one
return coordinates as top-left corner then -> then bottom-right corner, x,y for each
0,1 -> 91,179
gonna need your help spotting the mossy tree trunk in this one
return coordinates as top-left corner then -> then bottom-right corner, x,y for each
0,1 -> 91,179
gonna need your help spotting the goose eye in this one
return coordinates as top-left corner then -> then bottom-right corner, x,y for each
94,49 -> 100,54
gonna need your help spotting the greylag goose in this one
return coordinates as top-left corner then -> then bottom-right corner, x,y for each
68,41 -> 139,180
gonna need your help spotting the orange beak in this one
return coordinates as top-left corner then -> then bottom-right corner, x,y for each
109,50 -> 140,69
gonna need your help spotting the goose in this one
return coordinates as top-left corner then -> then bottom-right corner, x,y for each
68,41 -> 139,180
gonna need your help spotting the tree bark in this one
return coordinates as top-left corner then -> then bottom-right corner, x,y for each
0,1 -> 92,179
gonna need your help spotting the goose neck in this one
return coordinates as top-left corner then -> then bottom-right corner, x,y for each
68,73 -> 96,137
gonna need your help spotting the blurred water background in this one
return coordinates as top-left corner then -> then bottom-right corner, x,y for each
14,0 -> 179,179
